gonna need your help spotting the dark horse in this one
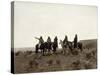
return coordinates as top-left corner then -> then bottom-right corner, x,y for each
68,41 -> 83,52
35,37 -> 58,55
69,41 -> 83,55
52,36 -> 58,54
35,42 -> 52,55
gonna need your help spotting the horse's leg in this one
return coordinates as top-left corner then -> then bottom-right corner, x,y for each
40,49 -> 44,55
53,48 -> 54,54
63,48 -> 65,55
62,48 -> 64,54
42,49 -> 45,56
55,49 -> 56,53
53,48 -> 55,54
63,49 -> 64,54
43,48 -> 47,55
55,47 -> 57,54
48,49 -> 51,55
54,48 -> 57,54
69,45 -> 73,54
45,49 -> 48,55
36,48 -> 38,53
35,45 -> 38,54
48,49 -> 49,54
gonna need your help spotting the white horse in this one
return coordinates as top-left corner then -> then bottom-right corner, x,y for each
59,40 -> 69,55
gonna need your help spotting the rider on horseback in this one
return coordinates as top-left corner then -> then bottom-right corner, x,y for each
63,35 -> 68,47
35,36 -> 44,46
35,36 -> 44,54
74,34 -> 78,48
47,36 -> 51,43
54,36 -> 58,48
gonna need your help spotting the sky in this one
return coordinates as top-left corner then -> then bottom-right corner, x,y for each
14,1 -> 98,48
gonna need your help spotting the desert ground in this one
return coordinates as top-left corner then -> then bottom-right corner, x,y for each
13,39 -> 97,74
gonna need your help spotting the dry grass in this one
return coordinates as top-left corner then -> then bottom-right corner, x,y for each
14,39 -> 97,74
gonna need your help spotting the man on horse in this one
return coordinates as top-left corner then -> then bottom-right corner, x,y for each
47,36 -> 52,54
52,36 -> 58,53
47,36 -> 51,43
54,36 -> 58,48
35,36 -> 44,45
63,35 -> 68,48
35,36 -> 44,52
61,35 -> 69,54
74,34 -> 78,48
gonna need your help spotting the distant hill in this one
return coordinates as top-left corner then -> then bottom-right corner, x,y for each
79,39 -> 97,48
14,47 -> 35,52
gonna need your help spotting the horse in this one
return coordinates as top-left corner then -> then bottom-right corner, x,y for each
59,40 -> 64,49
68,41 -> 74,52
46,42 -> 52,54
51,42 -> 57,54
35,42 -> 45,55
51,37 -> 58,54
67,41 -> 83,52
60,39 -> 81,55
59,40 -> 69,54
35,41 -> 53,55
68,41 -> 83,55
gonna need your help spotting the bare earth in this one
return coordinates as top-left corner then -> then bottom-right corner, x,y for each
14,39 -> 97,74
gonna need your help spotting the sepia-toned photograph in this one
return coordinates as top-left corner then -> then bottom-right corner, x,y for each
11,1 -> 98,74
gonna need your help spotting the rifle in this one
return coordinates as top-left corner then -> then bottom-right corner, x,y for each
34,37 -> 39,40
